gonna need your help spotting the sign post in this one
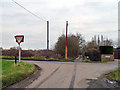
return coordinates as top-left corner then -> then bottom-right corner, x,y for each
19,44 -> 21,64
14,35 -> 24,64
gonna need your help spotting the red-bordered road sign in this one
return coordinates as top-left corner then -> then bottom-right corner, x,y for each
15,35 -> 24,45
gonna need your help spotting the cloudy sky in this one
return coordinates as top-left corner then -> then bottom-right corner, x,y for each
1,0 -> 119,49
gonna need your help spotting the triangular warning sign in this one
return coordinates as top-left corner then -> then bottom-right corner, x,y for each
15,35 -> 24,45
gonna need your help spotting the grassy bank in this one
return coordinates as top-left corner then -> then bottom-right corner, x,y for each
2,60 -> 37,87
82,56 -> 107,63
0,56 -> 74,62
0,56 -> 45,60
108,67 -> 120,85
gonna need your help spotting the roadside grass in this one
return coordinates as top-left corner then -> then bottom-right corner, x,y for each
83,56 -> 108,63
0,56 -> 15,59
21,57 -> 45,60
1,56 -> 74,62
2,60 -> 37,87
0,56 -> 45,60
46,58 -> 75,62
46,58 -> 59,61
100,60 -> 107,63
83,56 -> 92,62
108,67 -> 120,85
1,55 -> 107,63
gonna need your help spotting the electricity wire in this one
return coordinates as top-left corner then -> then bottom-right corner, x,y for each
11,0 -> 46,22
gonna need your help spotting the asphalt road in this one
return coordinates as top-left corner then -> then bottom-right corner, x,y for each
23,61 -> 118,88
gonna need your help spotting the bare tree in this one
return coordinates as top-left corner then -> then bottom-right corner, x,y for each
76,33 -> 86,48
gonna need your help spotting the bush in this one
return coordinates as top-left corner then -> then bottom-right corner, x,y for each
108,67 -> 120,84
21,50 -> 34,57
2,49 -> 18,56
2,49 -> 62,59
54,34 -> 80,57
99,46 -> 113,54
85,48 -> 101,61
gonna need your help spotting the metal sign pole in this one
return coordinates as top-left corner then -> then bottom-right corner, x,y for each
47,21 -> 49,50
19,44 -> 20,64
15,35 -> 24,64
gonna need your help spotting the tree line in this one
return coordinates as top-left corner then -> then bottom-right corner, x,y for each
1,33 -> 116,60
54,33 -> 114,60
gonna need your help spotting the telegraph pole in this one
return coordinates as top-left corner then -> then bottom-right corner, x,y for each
118,2 -> 120,47
65,21 -> 68,59
47,21 -> 49,50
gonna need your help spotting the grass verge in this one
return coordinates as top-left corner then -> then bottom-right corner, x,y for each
108,67 -> 120,86
83,56 -> 107,63
1,56 -> 73,62
83,56 -> 91,62
2,60 -> 37,87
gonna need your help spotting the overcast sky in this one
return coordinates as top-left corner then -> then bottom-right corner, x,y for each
0,0 -> 119,49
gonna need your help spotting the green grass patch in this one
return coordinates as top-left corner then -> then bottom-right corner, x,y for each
1,56 -> 45,60
82,56 -> 108,63
2,60 -> 37,87
1,55 -> 107,63
100,60 -> 107,63
108,67 -> 120,85
1,56 -> 73,62
83,56 -> 92,62
46,58 -> 59,61
46,58 -> 73,62
21,57 -> 45,60
0,56 -> 15,59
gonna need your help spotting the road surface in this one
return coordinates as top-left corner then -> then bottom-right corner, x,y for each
22,61 -> 118,88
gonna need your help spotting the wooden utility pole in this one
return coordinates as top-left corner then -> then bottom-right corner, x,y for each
47,21 -> 49,50
65,21 -> 68,59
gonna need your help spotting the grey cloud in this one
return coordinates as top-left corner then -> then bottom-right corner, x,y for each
1,0 -> 118,49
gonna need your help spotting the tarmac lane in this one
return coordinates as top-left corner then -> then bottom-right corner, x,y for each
26,62 -> 63,88
74,63 -> 118,88
25,61 -> 118,88
38,63 -> 75,88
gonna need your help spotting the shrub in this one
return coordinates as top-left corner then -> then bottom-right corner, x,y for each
85,48 -> 101,61
2,49 -> 18,56
2,49 -> 62,59
99,46 -> 113,54
21,50 -> 34,57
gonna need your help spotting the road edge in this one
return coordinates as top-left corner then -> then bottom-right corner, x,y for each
87,68 -> 120,88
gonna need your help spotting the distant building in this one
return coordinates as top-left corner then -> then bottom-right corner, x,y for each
119,30 -> 120,47
114,48 -> 120,59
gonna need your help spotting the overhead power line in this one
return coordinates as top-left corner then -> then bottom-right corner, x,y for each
11,0 -> 46,22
